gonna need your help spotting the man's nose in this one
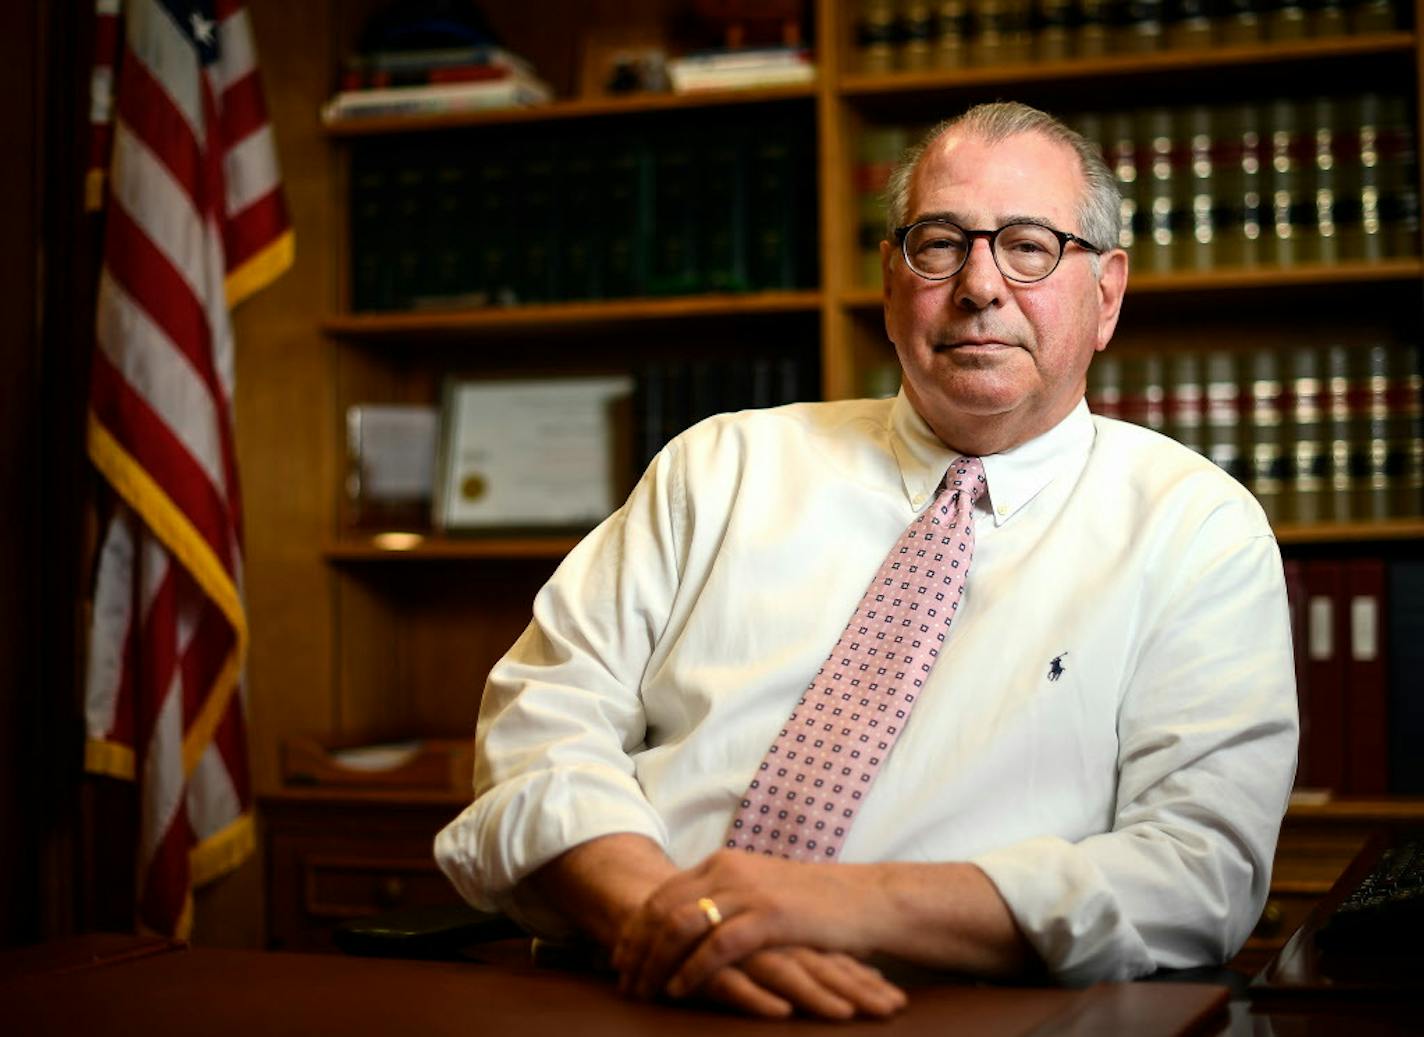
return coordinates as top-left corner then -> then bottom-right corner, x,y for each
951,237 -> 1004,312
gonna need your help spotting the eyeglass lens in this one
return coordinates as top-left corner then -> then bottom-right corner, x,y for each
903,222 -> 1064,282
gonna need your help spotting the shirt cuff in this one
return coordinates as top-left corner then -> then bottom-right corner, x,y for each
971,835 -> 1156,984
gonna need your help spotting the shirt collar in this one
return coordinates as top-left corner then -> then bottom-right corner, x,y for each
888,390 -> 1096,526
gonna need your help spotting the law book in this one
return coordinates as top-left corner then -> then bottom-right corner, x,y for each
856,125 -> 909,288
390,160 -> 429,310
1203,350 -> 1244,481
1119,0 -> 1167,53
599,134 -> 651,300
1355,343 -> 1394,521
475,150 -> 519,306
1323,343 -> 1355,521
1121,354 -> 1166,432
700,124 -> 751,294
416,157 -> 476,307
1310,96 -> 1342,266
897,0 -> 936,70
1387,561 -> 1424,794
1397,343 -> 1424,519
1264,0 -> 1308,40
1036,0 -> 1076,60
856,0 -> 899,73
1351,93 -> 1389,262
1215,101 -> 1266,269
1343,558 -> 1389,795
1267,98 -> 1308,267
932,0 -> 973,66
558,144 -> 602,301
1076,0 -> 1115,58
1180,105 -> 1217,271
647,130 -> 701,297
1350,0 -> 1399,32
747,123 -> 814,290
1142,107 -> 1179,274
1086,355 -> 1124,419
515,140 -> 560,304
1301,560 -> 1347,792
1217,0 -> 1262,44
1310,0 -> 1348,36
1378,93 -> 1421,260
1106,111 -> 1141,254
1245,348 -> 1285,522
1286,344 -> 1328,525
1165,0 -> 1213,49
349,149 -> 395,311
1165,352 -> 1205,454
970,0 -> 1009,65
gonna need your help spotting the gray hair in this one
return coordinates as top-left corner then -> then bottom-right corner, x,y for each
883,101 -> 1120,269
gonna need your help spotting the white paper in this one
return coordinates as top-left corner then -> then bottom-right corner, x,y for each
438,377 -> 633,529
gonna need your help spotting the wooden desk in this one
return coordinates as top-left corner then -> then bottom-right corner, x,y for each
0,936 -> 1229,1037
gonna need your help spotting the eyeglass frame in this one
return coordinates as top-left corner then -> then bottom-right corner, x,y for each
892,219 -> 1105,284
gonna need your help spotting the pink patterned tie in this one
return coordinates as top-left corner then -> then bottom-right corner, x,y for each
724,457 -> 986,860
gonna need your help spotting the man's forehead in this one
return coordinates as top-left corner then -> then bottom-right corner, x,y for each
908,129 -> 1082,221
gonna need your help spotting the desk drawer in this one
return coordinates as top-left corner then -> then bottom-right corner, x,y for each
303,854 -> 455,919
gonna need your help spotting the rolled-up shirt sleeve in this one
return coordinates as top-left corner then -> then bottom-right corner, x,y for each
972,519 -> 1299,983
434,441 -> 688,935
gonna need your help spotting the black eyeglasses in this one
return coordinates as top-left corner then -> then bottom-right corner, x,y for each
893,219 -> 1104,283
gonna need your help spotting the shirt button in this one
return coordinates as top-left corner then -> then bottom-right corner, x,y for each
912,494 -> 926,508
997,505 -> 1009,517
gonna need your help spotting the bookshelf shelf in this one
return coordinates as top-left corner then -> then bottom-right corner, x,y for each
322,81 -> 819,138
323,290 -> 825,340
324,534 -> 581,562
1274,519 -> 1424,545
837,32 -> 1416,98
838,259 -> 1424,309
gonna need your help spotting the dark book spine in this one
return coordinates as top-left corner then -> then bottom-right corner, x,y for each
1387,561 -> 1424,793
1356,343 -> 1394,520
1165,0 -> 1212,48
599,134 -> 650,300
1282,559 -> 1312,790
700,124 -> 750,294
1217,0 -> 1262,44
932,0 -> 973,66
856,0 -> 899,73
648,130 -> 701,297
1378,93 -> 1421,259
1264,0 -> 1308,39
1076,0 -> 1115,57
1036,0 -> 1077,60
899,0 -> 937,70
1301,560 -> 1347,792
1119,0 -> 1167,53
475,149 -> 518,305
1397,343 -> 1424,518
349,148 -> 394,312
390,159 -> 429,310
559,143 -> 602,301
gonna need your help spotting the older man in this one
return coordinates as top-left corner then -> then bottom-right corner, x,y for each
435,102 -> 1298,1020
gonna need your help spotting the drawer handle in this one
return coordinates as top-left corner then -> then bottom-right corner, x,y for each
376,875 -> 406,908
1255,900 -> 1284,938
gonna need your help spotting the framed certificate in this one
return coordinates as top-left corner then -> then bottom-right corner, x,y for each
433,376 -> 634,532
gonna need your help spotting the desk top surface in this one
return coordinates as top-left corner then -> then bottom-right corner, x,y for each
0,936 -> 1229,1037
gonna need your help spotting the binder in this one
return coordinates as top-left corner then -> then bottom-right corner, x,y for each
1387,561 -> 1424,794
1301,560 -> 1347,792
1344,558 -> 1389,795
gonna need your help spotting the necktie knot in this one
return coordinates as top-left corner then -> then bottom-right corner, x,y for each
943,456 -> 986,513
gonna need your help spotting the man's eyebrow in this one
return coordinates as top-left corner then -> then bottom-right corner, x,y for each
906,211 -> 1063,231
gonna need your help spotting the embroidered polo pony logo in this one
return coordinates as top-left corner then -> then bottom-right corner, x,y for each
1047,653 -> 1068,682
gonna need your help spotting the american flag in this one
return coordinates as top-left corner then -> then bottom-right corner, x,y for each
85,0 -> 292,937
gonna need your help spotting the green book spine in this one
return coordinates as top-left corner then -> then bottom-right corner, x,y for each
700,124 -> 751,294
516,139 -> 560,304
747,125 -> 801,290
423,157 -> 475,305
475,150 -> 518,305
349,147 -> 395,312
390,159 -> 429,310
559,142 -> 602,301
856,124 -> 909,288
599,134 -> 651,299
647,130 -> 701,297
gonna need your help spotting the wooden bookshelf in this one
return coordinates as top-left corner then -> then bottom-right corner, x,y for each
1275,519 -> 1424,545
322,80 -> 819,137
321,290 -> 824,340
837,32 -> 1416,97
324,534 -> 582,562
839,259 -> 1424,310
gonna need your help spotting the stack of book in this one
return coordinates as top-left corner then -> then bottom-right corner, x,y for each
322,44 -> 553,123
666,45 -> 816,92
1087,341 -> 1424,524
349,115 -> 818,311
1282,556 -> 1424,798
852,0 -> 1404,73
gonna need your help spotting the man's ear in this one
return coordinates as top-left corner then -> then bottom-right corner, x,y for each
1095,248 -> 1129,353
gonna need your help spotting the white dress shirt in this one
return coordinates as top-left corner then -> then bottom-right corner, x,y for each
435,391 -> 1298,984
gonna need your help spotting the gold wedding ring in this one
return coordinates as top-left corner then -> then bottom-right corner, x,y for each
696,896 -> 723,927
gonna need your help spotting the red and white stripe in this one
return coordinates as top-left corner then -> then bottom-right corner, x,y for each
85,0 -> 290,938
